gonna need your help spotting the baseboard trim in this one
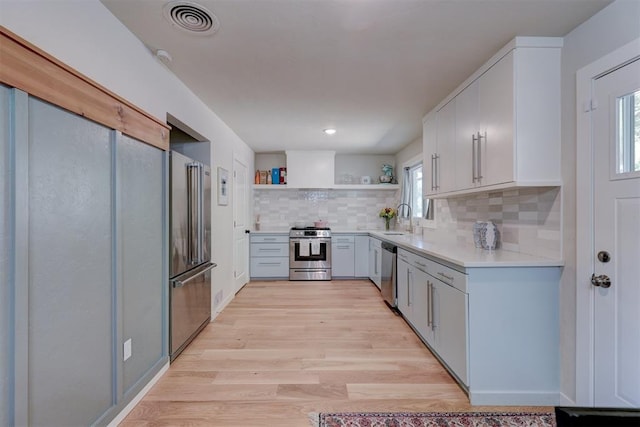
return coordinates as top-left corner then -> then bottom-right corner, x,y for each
106,360 -> 170,427
559,392 -> 576,406
212,292 -> 235,320
469,391 -> 560,406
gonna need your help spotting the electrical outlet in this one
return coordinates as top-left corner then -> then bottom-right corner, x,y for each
123,338 -> 132,361
213,290 -> 223,307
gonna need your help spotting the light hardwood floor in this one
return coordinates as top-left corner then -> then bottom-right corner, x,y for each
120,280 -> 548,426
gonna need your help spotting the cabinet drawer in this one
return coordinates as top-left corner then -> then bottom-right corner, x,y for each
250,243 -> 289,257
424,258 -> 467,293
250,257 -> 289,277
332,235 -> 355,244
398,249 -> 467,293
250,234 -> 288,244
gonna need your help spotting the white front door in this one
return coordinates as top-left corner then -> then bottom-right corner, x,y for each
233,155 -> 249,292
592,58 -> 640,407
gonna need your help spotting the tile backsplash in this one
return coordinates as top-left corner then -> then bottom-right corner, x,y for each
254,189 -> 397,230
425,187 -> 561,259
254,187 -> 561,259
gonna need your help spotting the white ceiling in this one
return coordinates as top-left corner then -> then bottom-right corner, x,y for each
101,0 -> 612,154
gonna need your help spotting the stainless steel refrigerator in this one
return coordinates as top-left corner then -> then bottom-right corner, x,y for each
169,151 -> 216,361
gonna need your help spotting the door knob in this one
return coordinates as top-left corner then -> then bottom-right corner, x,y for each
591,274 -> 611,288
597,251 -> 611,263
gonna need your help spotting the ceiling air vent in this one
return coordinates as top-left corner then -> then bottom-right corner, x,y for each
163,1 -> 220,36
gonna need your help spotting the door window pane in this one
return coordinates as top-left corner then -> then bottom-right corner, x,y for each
617,90 -> 640,174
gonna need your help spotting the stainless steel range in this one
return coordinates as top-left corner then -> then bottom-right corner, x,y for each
289,227 -> 332,280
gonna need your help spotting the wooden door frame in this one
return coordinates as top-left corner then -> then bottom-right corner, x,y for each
575,37 -> 640,407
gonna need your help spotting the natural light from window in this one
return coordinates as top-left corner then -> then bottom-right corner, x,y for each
617,89 -> 640,174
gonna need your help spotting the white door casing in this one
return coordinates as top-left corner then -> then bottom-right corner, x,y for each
576,37 -> 640,407
233,155 -> 249,292
592,58 -> 640,408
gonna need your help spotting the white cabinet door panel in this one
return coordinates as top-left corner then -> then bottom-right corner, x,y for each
479,50 -> 514,187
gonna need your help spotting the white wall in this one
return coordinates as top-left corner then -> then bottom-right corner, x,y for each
558,0 -> 640,405
395,137 -> 422,170
0,0 -> 255,320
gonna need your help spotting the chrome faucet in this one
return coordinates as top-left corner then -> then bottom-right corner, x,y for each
396,203 -> 412,232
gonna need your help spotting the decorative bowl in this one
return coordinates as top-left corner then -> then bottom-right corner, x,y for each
379,175 -> 393,183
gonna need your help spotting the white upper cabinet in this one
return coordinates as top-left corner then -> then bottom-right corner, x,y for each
454,79 -> 479,189
435,100 -> 457,194
477,50 -> 515,187
423,37 -> 562,197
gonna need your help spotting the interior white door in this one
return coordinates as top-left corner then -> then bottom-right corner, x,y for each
592,58 -> 640,407
233,156 -> 249,292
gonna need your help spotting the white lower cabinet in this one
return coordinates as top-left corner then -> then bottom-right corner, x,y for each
330,234 -> 370,278
369,237 -> 382,289
354,235 -> 369,277
331,235 -> 355,277
250,234 -> 289,278
429,276 -> 468,385
397,249 -> 466,383
396,248 -> 560,405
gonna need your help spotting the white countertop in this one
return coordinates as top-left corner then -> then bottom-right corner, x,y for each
251,228 -> 564,268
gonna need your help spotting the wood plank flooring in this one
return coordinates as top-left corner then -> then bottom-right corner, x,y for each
120,280 -> 548,426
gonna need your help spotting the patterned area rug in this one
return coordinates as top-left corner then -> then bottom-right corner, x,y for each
313,411 -> 556,427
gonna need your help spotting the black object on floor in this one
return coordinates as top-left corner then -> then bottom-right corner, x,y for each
555,407 -> 640,426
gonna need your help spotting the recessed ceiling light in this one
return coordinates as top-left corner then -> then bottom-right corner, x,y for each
323,128 -> 336,135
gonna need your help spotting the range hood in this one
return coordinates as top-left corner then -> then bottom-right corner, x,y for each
285,150 -> 335,188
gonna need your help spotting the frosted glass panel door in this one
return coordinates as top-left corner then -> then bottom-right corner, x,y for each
0,85 -> 11,427
119,134 -> 164,392
28,98 -> 113,426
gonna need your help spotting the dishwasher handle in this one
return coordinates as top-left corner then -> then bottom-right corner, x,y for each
381,242 -> 397,253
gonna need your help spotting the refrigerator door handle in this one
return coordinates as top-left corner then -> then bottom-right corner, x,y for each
196,163 -> 204,265
172,262 -> 217,288
187,163 -> 200,265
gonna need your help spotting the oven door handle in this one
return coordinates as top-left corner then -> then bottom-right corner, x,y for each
290,238 -> 331,243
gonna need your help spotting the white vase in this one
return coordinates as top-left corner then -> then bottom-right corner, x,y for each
481,221 -> 499,250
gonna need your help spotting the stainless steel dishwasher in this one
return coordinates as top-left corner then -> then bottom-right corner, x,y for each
380,241 -> 397,308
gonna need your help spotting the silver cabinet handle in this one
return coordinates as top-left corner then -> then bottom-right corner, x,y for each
437,271 -> 454,282
472,133 -> 477,183
430,281 -> 435,330
477,132 -> 485,181
407,270 -> 412,306
431,154 -> 436,191
434,154 -> 440,190
258,247 -> 281,252
428,281 -> 434,327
